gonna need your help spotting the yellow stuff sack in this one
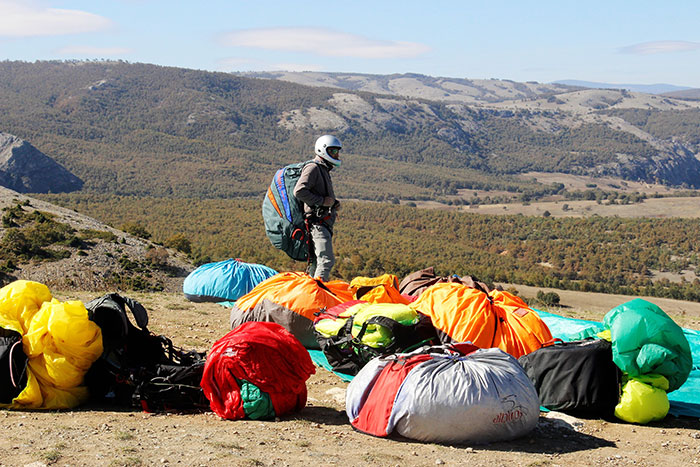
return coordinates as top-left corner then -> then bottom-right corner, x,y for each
614,374 -> 670,424
0,280 -> 103,409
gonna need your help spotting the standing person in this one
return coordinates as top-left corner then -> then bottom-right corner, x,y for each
293,135 -> 342,281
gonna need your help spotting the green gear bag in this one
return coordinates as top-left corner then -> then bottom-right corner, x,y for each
604,299 -> 692,392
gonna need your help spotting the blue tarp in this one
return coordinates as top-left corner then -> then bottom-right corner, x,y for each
183,259 -> 277,304
309,309 -> 700,418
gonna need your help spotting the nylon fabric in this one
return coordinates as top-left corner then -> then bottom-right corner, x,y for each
518,339 -> 621,416
350,354 -> 433,436
238,378 -> 275,420
183,258 -> 277,303
347,345 -> 540,443
230,272 -> 353,348
409,283 -> 552,358
604,299 -> 691,392
614,374 -> 670,424
0,280 -> 103,409
200,321 -> 315,420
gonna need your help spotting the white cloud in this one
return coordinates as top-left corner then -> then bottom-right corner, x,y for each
619,40 -> 700,55
55,45 -> 131,56
0,1 -> 112,37
220,27 -> 430,59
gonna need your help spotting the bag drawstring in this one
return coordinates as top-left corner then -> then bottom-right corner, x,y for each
9,340 -> 22,388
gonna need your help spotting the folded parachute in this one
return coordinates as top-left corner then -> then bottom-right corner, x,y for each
314,301 -> 438,375
604,298 -> 692,392
183,258 -> 277,303
229,272 -> 354,348
346,343 -> 540,443
399,266 -> 491,297
349,274 -> 410,304
0,280 -> 103,409
200,321 -> 315,420
409,282 -> 552,359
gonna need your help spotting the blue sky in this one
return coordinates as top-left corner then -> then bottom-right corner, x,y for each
2,0 -> 700,88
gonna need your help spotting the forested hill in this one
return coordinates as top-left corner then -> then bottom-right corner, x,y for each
2,60 -> 700,200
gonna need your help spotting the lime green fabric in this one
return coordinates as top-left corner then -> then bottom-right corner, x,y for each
238,379 -> 275,420
314,317 -> 348,338
351,303 -> 419,348
614,374 -> 670,424
605,299 -> 692,392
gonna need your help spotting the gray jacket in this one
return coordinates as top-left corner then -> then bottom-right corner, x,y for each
293,157 -> 337,228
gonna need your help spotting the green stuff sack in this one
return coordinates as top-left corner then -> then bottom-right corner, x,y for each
604,299 -> 692,392
238,379 -> 275,420
350,303 -> 423,348
614,374 -> 670,424
314,302 -> 438,376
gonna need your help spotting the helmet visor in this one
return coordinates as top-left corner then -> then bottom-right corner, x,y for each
327,147 -> 341,157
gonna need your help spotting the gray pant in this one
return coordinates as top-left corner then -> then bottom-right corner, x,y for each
307,224 -> 335,281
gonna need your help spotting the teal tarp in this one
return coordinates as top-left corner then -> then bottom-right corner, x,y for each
310,310 -> 700,418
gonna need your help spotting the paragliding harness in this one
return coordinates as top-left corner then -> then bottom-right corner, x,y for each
0,328 -> 28,404
263,160 -> 315,262
263,160 -> 337,264
303,202 -> 337,266
84,293 -> 209,413
313,304 -> 439,376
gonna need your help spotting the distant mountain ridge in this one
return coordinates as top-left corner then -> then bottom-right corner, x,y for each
237,71 -> 581,104
1,61 -> 700,199
552,80 -> 694,95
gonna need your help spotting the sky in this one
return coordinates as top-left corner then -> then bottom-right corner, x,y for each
1,0 -> 700,88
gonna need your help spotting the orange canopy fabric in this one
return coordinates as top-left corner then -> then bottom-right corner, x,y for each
234,272 -> 354,321
409,283 -> 552,358
349,274 -> 409,305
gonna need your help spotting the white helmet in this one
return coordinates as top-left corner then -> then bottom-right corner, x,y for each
314,135 -> 342,167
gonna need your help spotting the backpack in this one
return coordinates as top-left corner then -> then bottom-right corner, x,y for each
0,328 -> 28,404
314,301 -> 439,375
518,338 -> 621,417
262,160 -> 314,261
84,293 -> 208,412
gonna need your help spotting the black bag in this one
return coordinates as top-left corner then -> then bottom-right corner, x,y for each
132,355 -> 209,413
315,304 -> 438,376
0,328 -> 28,404
518,338 -> 621,417
85,293 -> 208,412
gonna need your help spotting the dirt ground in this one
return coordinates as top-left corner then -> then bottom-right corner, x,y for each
1,289 -> 699,467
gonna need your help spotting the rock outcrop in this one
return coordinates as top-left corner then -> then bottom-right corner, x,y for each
0,132 -> 83,193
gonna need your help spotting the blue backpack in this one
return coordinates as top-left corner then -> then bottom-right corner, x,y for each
262,161 -> 314,261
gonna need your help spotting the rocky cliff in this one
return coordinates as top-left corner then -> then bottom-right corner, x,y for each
0,132 -> 83,193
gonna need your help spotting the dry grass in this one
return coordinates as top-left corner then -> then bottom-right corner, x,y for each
461,196 -> 700,219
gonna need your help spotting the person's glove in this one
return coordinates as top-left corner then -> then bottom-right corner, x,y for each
322,196 -> 335,207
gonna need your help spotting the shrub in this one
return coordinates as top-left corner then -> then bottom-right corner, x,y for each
120,222 -> 151,239
164,233 -> 192,254
145,247 -> 169,266
536,290 -> 561,306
